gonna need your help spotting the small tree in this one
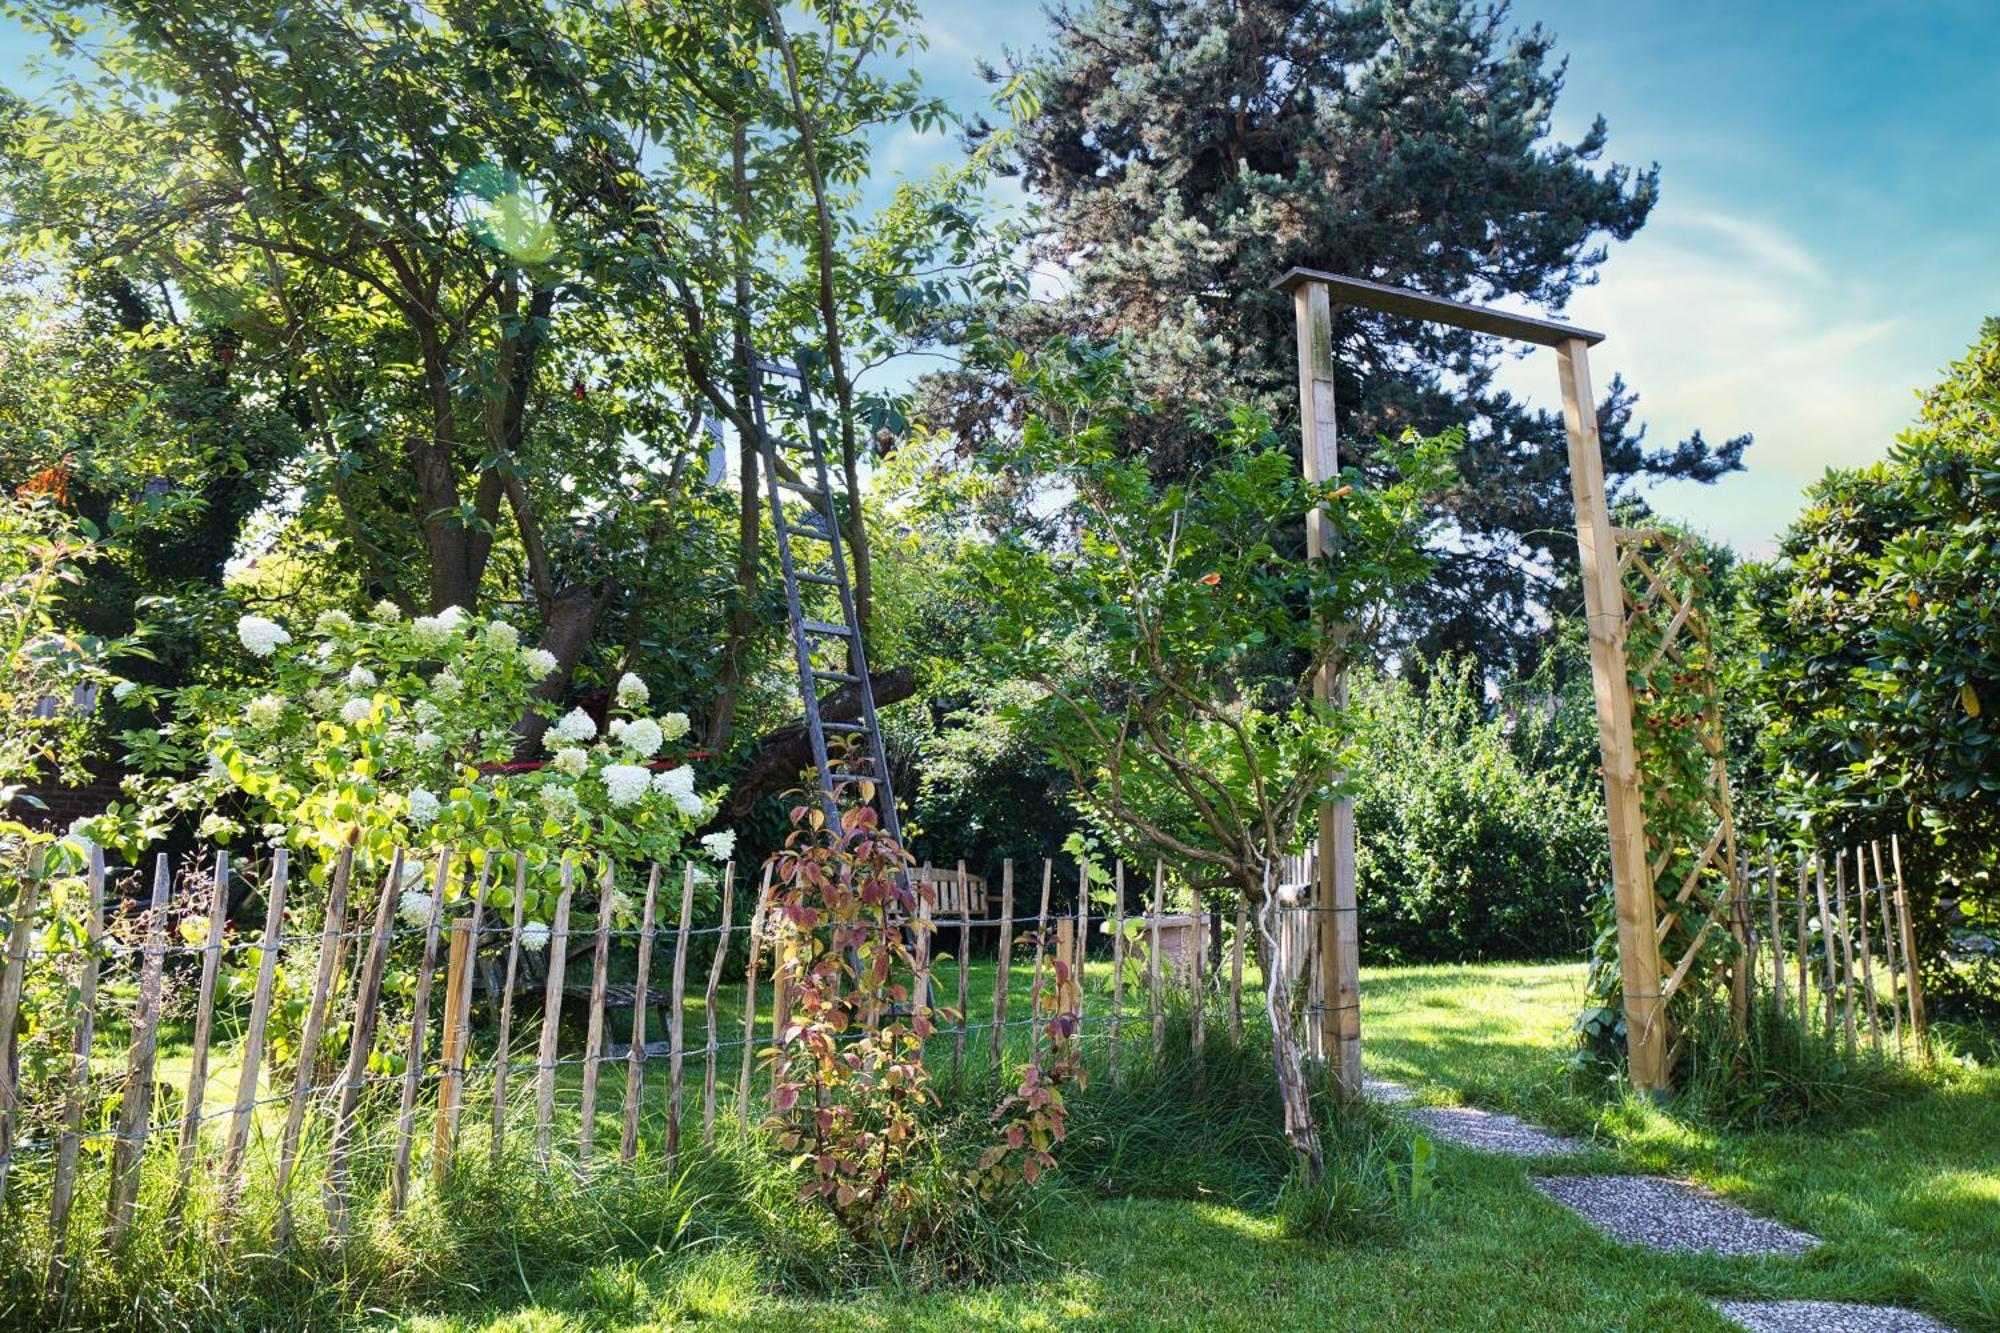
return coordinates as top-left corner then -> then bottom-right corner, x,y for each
960,341 -> 1453,1172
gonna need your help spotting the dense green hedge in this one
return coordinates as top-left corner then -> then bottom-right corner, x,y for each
1351,657 -> 1607,964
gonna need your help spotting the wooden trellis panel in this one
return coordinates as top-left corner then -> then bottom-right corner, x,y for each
1616,527 -> 1749,1053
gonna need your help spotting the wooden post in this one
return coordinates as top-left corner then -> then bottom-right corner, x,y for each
1027,860 -> 1052,1059
1813,854 -> 1838,1039
769,935 -> 791,1102
534,859 -> 575,1167
954,860 -> 972,1081
737,865 -> 773,1131
1794,855 -> 1810,1028
169,850 -> 231,1220
915,885 -> 935,1033
990,859 -> 1015,1073
107,852 -> 173,1245
433,911 -> 474,1181
45,842 -> 104,1292
1230,893 -> 1247,1046
0,845 -> 43,1206
491,855 -> 529,1168
1073,860 -> 1089,1041
703,861 -> 735,1145
1291,279 -> 1362,1101
622,864 -> 662,1162
1889,835 -> 1929,1053
1149,861 -> 1165,1068
1871,842 -> 1904,1058
219,849 -> 290,1218
577,861 -> 616,1164
666,863 -> 695,1172
389,850 -> 450,1213
1833,852 -> 1858,1053
1765,849 -> 1785,1026
327,849 -> 404,1239
1557,335 -> 1668,1094
275,845 -> 352,1222
1108,861 -> 1126,1086
1191,901 -> 1206,1064
1854,846 -> 1881,1050
1728,855 -> 1752,1044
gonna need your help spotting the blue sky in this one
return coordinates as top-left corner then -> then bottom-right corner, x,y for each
893,0 -> 2000,555
7,2 -> 1994,555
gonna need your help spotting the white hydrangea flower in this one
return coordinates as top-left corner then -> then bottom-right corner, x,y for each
196,812 -> 239,842
111,680 -> 138,702
540,783 -> 579,818
519,920 -> 551,953
521,647 -> 558,679
602,763 -> 650,808
484,620 -> 519,652
236,614 -> 291,657
315,609 -> 354,634
413,730 -> 443,753
407,787 -> 440,825
371,599 -> 402,622
700,830 -> 736,862
615,672 -> 649,708
652,764 -> 695,799
206,753 -> 229,779
243,693 -> 285,729
552,747 -> 588,777
346,665 -> 378,690
673,791 -> 705,819
553,707 -> 597,744
410,615 -> 452,649
412,699 -> 442,725
311,640 -> 335,661
658,711 -> 691,743
310,687 -> 338,712
436,605 -> 469,632
607,717 -> 628,739
398,888 -> 435,927
340,697 -> 373,726
432,671 -> 463,701
621,717 -> 663,758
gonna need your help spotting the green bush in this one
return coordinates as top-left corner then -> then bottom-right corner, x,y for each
1350,658 -> 1607,963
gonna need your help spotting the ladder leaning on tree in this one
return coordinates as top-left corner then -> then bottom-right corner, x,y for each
745,354 -> 905,848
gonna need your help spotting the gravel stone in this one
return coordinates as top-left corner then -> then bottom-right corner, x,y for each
1533,1175 -> 1819,1256
1403,1104 -> 1582,1156
1717,1301 -> 1954,1332
1363,1077 -> 1416,1104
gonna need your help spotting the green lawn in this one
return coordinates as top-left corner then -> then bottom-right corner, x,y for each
385,962 -> 1999,1332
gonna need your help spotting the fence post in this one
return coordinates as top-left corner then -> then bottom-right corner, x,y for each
0,844 -> 44,1207
275,844 -> 353,1230
990,859 -> 1015,1074
389,850 -> 450,1213
491,855 -> 529,1167
168,850 -> 231,1222
577,861 -> 616,1164
45,842 -> 104,1292
219,849 -> 290,1228
737,864 -> 773,1131
666,863 -> 695,1172
107,852 -> 174,1246
533,858 -> 576,1167
622,864 -> 663,1162
703,861 -> 735,1145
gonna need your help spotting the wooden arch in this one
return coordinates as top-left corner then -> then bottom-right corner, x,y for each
1275,267 -> 1675,1094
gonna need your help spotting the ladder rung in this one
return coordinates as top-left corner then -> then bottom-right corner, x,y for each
821,721 -> 870,734
801,619 -> 852,637
783,524 -> 831,542
756,359 -> 802,379
778,478 -> 830,502
811,669 -> 860,685
829,771 -> 878,784
797,571 -> 839,587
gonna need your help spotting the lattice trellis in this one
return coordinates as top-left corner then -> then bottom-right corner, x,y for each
1615,528 -> 1747,1044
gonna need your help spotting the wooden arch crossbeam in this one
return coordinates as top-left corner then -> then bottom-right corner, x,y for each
1273,267 -> 1674,1094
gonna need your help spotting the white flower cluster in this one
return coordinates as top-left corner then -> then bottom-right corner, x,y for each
243,693 -> 285,729
701,830 -> 736,861
659,711 -> 690,743
602,763 -> 651,808
346,665 -> 378,690
553,708 -> 597,743
315,609 -> 354,635
552,747 -> 588,776
236,614 -> 291,657
340,697 -> 373,726
519,921 -> 551,952
371,599 -> 402,622
522,647 -> 558,679
398,887 -> 435,926
621,717 -> 664,758
410,606 -> 465,650
407,786 -> 440,825
615,672 -> 649,708
413,730 -> 443,753
484,620 -> 519,652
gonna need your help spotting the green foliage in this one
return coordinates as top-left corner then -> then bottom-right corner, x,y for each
1275,1116 -> 1437,1247
1744,319 -> 2000,1007
1348,657 -> 1607,963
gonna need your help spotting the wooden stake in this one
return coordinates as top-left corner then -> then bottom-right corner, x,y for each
703,861 -> 735,1145
491,855 -> 529,1169
1557,334 -> 1668,1093
219,849 -> 290,1223
1149,860 -> 1165,1069
45,843 -> 104,1291
434,867 -> 485,1183
1833,852 -> 1858,1053
622,864 -> 662,1162
666,863 -> 695,1172
106,852 -> 173,1245
1794,854 -> 1810,1029
327,849 -> 405,1239
953,860 -> 971,1081
0,845 -> 43,1206
534,859 -> 576,1166
1854,846 -> 1881,1050
737,864 -> 773,1131
577,861 -> 617,1164
1872,842 -> 1903,1058
1026,859 -> 1052,1059
1190,899 -> 1206,1064
1230,892 -> 1247,1046
1108,861 -> 1126,1086
274,845 -> 352,1222
990,859 -> 1015,1074
1073,860 -> 1089,1041
769,935 -> 790,1102
1889,835 -> 1929,1053
389,850 -> 450,1213
169,850 -> 231,1221
1813,854 -> 1838,1039
1765,848 -> 1785,1025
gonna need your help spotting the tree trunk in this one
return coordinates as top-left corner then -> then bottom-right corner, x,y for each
514,582 -> 615,754
1255,868 -> 1324,1181
716,667 -> 916,821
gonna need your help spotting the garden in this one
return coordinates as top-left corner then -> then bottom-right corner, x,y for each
0,1 -> 1995,1330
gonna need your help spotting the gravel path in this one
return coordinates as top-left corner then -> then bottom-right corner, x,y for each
1362,1076 -> 1416,1104
1402,1103 -> 1582,1157
1717,1301 -> 1955,1332
1532,1175 -> 1818,1256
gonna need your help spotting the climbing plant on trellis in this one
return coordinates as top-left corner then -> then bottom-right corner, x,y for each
1615,526 -> 1750,1068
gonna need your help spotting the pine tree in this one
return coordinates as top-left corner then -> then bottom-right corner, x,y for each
932,0 -> 1748,672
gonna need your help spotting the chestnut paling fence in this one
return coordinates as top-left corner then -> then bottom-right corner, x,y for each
0,841 -> 1276,1294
